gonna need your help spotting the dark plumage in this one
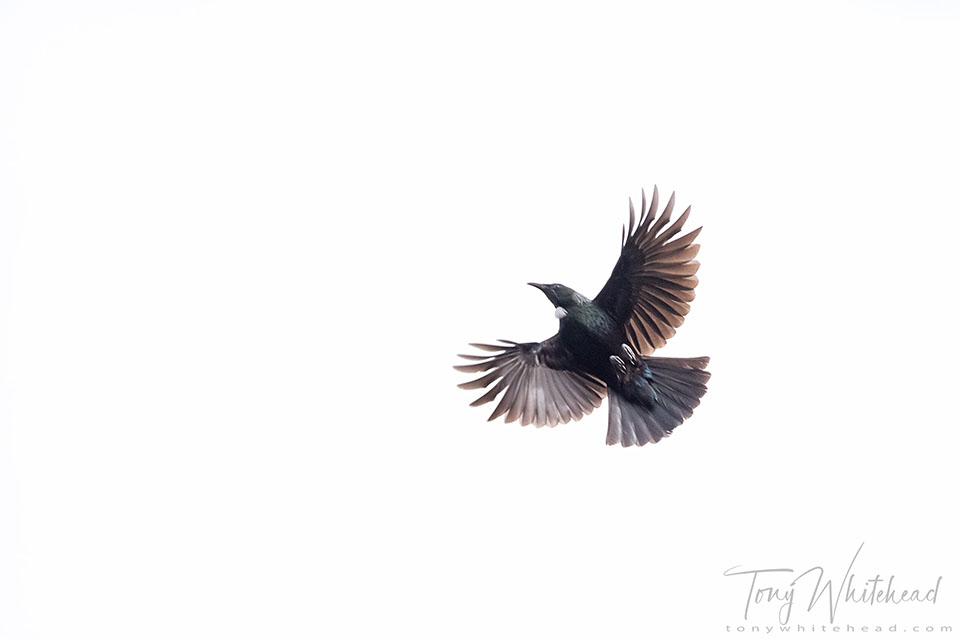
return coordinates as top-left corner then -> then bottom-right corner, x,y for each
455,187 -> 710,447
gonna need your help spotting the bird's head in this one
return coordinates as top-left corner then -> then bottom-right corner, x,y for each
528,283 -> 585,310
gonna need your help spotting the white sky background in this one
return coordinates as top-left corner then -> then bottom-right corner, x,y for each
2,1 -> 959,638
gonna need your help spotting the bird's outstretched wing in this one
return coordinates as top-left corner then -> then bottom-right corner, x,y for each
455,336 -> 606,427
592,186 -> 701,355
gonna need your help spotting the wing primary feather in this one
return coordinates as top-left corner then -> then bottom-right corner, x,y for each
469,343 -> 506,352
662,191 -> 676,221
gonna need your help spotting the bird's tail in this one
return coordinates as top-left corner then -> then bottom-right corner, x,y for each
606,344 -> 710,447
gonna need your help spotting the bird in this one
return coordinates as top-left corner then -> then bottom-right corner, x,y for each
455,187 -> 710,447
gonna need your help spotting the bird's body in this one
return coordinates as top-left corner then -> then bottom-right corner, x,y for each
456,187 -> 710,447
556,298 -> 623,381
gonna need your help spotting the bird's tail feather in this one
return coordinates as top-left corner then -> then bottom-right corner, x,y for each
606,349 -> 710,447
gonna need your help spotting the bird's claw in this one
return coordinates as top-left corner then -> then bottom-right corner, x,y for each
610,355 -> 627,374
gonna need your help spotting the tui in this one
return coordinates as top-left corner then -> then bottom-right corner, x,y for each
455,187 -> 710,447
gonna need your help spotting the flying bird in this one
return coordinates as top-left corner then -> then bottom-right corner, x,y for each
455,187 -> 710,447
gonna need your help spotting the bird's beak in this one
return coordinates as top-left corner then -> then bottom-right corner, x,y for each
528,282 -> 547,292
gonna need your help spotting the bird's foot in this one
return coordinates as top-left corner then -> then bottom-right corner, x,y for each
610,355 -> 627,375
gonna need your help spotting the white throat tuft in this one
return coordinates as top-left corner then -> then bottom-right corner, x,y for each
554,307 -> 568,319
